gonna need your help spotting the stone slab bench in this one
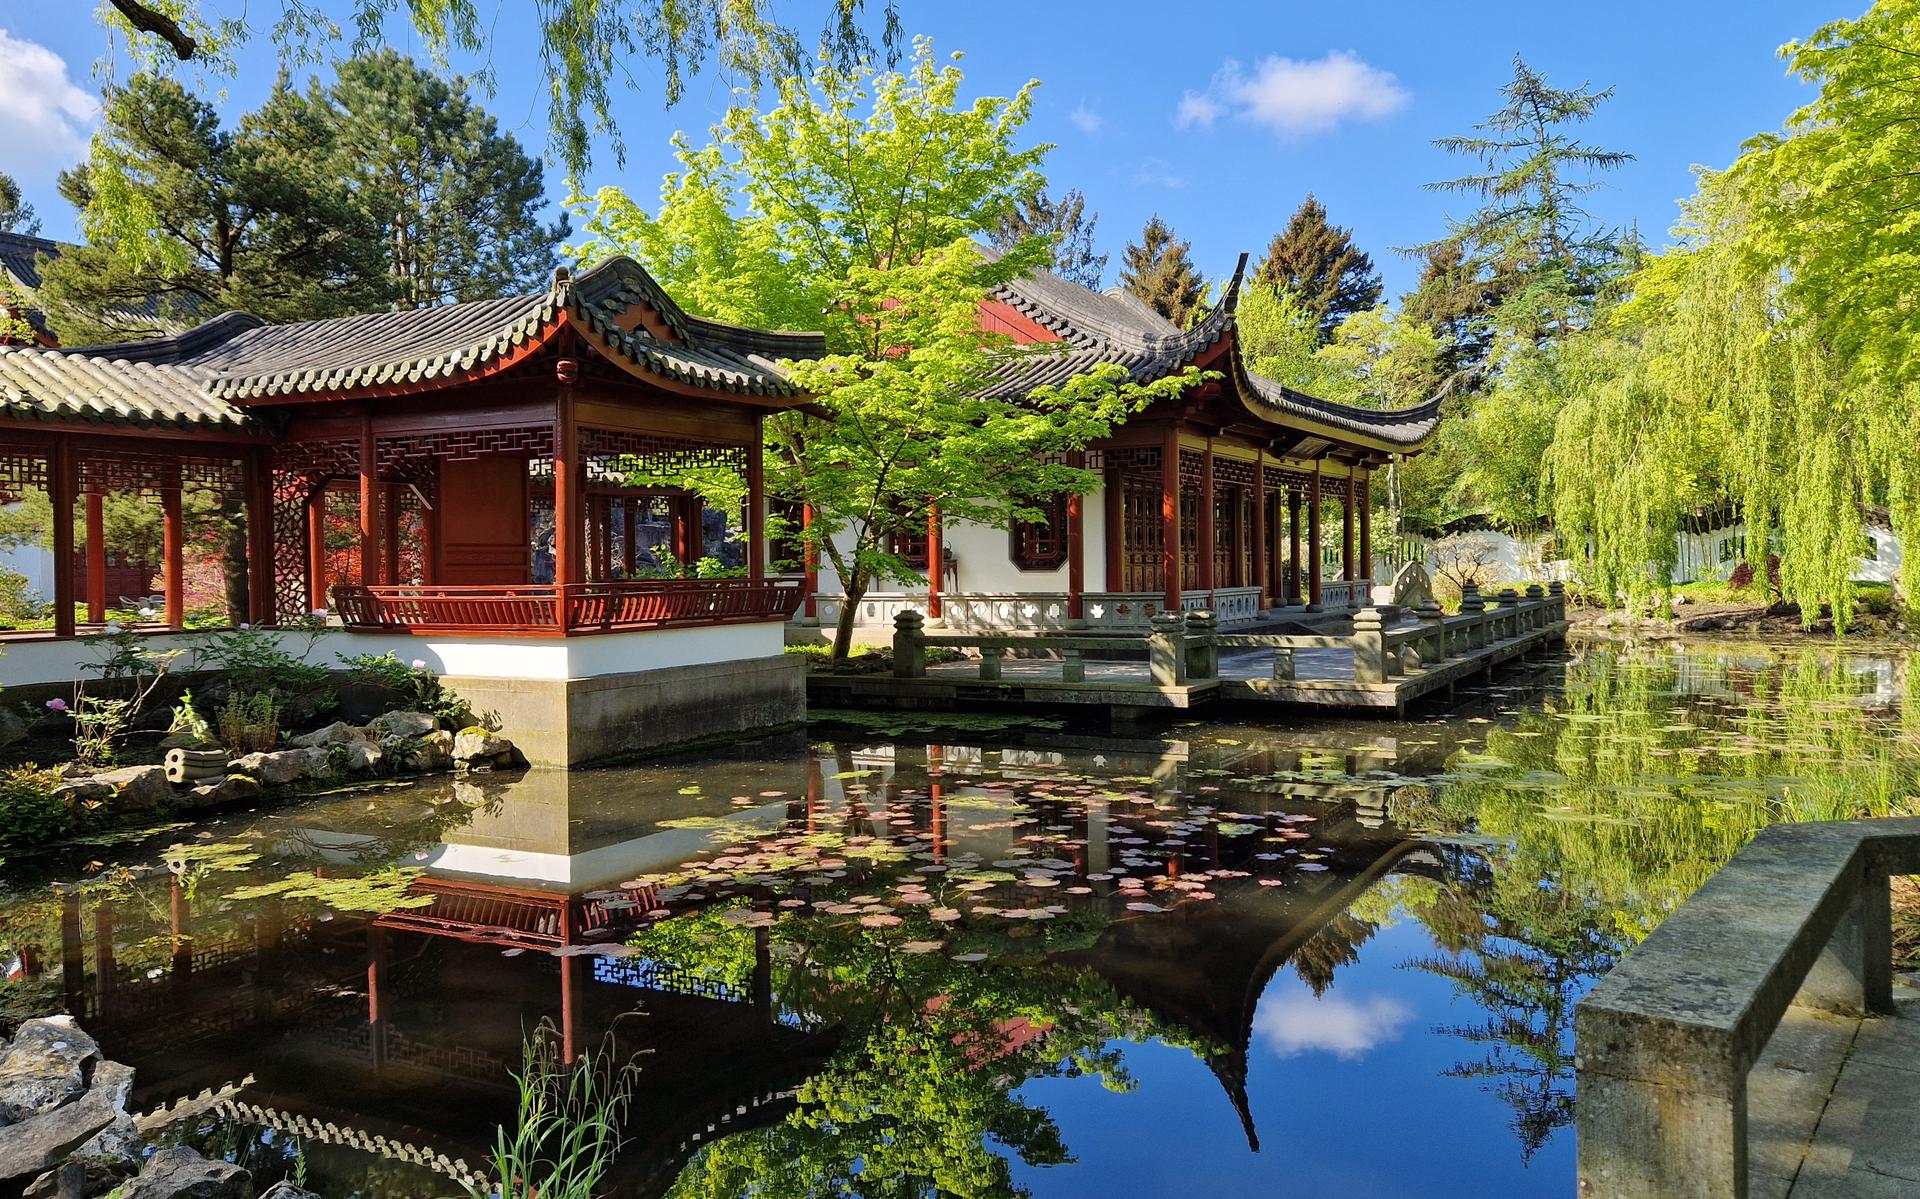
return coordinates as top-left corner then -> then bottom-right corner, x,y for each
1576,816 -> 1920,1198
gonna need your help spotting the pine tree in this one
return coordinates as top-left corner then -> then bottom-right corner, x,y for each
992,187 -> 1107,289
1399,238 -> 1508,395
1426,56 -> 1633,339
0,174 -> 38,236
1255,195 -> 1381,342
1119,215 -> 1206,328
312,50 -> 566,307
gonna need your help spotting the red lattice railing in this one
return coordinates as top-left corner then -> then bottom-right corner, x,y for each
331,578 -> 804,636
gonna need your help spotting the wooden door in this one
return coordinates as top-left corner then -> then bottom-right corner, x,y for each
437,455 -> 531,584
1120,473 -> 1163,593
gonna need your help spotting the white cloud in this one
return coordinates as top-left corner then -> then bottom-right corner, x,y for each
1254,990 -> 1412,1059
1068,100 -> 1103,135
0,29 -> 98,168
1174,90 -> 1222,131
1131,157 -> 1186,190
1177,50 -> 1408,136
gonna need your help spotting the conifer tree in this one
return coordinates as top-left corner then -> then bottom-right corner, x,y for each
1119,215 -> 1206,328
992,187 -> 1107,289
0,174 -> 38,236
1255,195 -> 1381,343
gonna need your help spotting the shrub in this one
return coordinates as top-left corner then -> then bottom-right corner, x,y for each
0,765 -> 72,845
218,692 -> 281,754
338,652 -> 468,723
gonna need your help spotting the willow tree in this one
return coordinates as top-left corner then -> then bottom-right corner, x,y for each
1552,1 -> 1920,627
570,42 -> 1199,660
96,0 -> 901,178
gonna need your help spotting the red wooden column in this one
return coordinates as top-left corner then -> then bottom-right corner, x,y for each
802,503 -> 818,621
1307,467 -> 1324,610
84,492 -> 106,625
1066,451 -> 1085,623
1341,473 -> 1356,584
381,484 -> 401,584
1358,468 -> 1372,591
553,350 -> 583,597
747,429 -> 766,581
621,499 -> 637,577
161,463 -> 184,629
306,488 -> 328,612
684,495 -> 704,562
1287,489 -> 1303,605
367,925 -> 388,1068
1159,425 -> 1181,610
357,412 -> 378,587
1251,451 -> 1267,607
51,439 -> 75,639
1103,466 -> 1123,592
925,506 -> 943,622
245,451 -> 273,626
422,460 -> 442,586
1198,441 -> 1215,603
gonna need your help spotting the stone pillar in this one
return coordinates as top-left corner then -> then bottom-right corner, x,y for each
1797,875 -> 1895,1017
892,609 -> 927,679
1417,599 -> 1447,662
1352,606 -> 1389,684
1460,583 -> 1486,648
1147,611 -> 1187,687
1577,1067 -> 1747,1199
1184,609 -> 1218,680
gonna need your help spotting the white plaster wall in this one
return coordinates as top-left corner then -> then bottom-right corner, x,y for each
1667,522 -> 1901,586
0,621 -> 787,689
809,482 -> 1109,599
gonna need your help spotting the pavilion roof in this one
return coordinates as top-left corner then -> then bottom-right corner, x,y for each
0,257 -> 826,433
0,232 -> 211,346
980,248 -> 1444,453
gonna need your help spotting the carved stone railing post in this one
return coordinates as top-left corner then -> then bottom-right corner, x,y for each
1548,580 -> 1566,624
1147,611 -> 1187,687
1497,588 -> 1521,639
1271,646 -> 1296,680
892,610 -> 926,678
1184,610 -> 1219,680
1352,606 -> 1389,685
1417,599 -> 1447,662
1525,583 -> 1545,632
1062,646 -> 1085,683
1459,584 -> 1486,649
978,644 -> 1004,681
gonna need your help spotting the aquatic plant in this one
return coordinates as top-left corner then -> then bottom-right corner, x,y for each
462,1019 -> 641,1199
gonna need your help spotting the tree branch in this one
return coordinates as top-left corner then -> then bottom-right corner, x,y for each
108,0 -> 196,60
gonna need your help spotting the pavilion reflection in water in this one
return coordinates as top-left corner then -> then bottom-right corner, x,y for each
47,738 -> 1448,1196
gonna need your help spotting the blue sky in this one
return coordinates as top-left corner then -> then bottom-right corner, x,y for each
0,1 -> 1866,299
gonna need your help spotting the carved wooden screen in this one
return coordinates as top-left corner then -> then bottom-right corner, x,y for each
1212,488 -> 1238,588
1120,473 -> 1162,593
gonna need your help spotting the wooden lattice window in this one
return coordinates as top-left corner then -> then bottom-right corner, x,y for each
888,528 -> 929,570
1010,493 -> 1069,571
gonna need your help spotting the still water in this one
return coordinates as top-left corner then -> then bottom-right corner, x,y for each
3,638 -> 1917,1198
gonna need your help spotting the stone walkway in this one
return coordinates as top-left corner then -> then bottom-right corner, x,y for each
1749,980 -> 1920,1197
923,645 -> 1360,685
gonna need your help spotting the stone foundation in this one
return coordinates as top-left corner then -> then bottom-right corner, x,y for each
448,653 -> 805,767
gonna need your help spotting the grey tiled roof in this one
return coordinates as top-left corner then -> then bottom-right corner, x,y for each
983,248 -> 1441,451
0,233 -> 58,291
0,232 -> 210,344
0,257 -> 825,431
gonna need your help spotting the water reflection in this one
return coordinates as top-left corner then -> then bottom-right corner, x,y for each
0,640 -> 1914,1197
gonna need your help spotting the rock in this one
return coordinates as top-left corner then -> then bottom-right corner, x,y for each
286,721 -> 368,749
92,765 -> 171,811
339,740 -> 385,774
184,775 -> 262,810
0,1060 -> 130,1185
453,729 -> 515,767
0,1017 -> 99,1123
258,1183 -> 321,1199
385,729 -> 453,773
56,762 -> 96,780
49,778 -> 113,808
118,1145 -> 250,1199
0,707 -> 26,748
157,731 -> 208,750
25,1108 -> 142,1197
225,750 -> 312,788
368,710 -> 438,739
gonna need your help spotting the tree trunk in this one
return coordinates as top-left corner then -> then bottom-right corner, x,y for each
831,578 -> 866,665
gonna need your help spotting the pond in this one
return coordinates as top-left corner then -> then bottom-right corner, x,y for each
2,636 -> 1917,1198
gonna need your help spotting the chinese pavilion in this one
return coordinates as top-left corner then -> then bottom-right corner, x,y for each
803,253 -> 1444,635
0,258 -> 822,764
